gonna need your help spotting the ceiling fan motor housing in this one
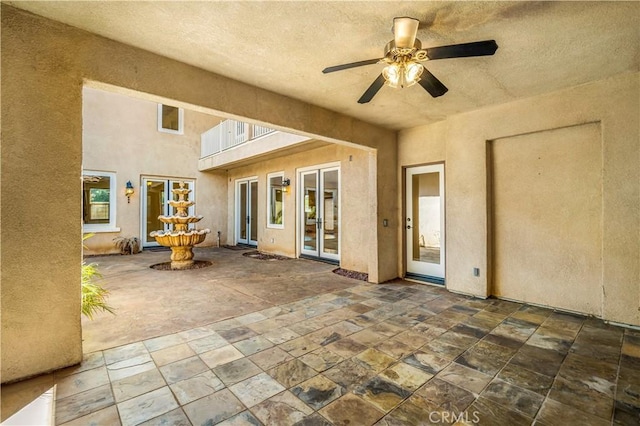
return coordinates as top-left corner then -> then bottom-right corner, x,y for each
383,40 -> 428,64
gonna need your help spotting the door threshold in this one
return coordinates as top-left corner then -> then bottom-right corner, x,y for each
300,254 -> 340,266
143,246 -> 171,252
238,243 -> 257,248
404,273 -> 445,286
223,244 -> 255,251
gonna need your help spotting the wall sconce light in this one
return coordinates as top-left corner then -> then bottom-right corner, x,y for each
282,178 -> 291,193
125,181 -> 134,203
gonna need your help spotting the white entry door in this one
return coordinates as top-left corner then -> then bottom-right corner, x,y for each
405,164 -> 445,283
236,178 -> 258,246
142,178 -> 195,247
300,167 -> 340,262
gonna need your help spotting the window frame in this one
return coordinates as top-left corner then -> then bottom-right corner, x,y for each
267,171 -> 285,229
82,170 -> 119,233
157,104 -> 184,135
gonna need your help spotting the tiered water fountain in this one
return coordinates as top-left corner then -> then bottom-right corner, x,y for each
150,181 -> 210,270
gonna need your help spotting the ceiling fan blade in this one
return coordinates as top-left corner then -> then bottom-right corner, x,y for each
426,40 -> 498,60
358,74 -> 386,104
393,16 -> 419,49
418,69 -> 448,98
322,59 -> 381,74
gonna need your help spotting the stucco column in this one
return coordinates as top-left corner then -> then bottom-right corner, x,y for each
361,126 -> 398,284
1,7 -> 84,382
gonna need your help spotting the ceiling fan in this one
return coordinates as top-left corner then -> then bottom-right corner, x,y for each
322,17 -> 498,104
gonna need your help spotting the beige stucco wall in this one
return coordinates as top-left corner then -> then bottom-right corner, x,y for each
1,6 -> 396,382
398,72 -> 640,326
225,144 -> 372,275
82,87 -> 226,254
492,123 -> 603,315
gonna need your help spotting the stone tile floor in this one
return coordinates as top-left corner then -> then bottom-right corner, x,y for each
2,250 -> 639,425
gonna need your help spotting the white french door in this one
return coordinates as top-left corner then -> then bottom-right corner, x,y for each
299,166 -> 340,262
142,178 -> 195,247
405,164 -> 445,283
236,178 -> 258,246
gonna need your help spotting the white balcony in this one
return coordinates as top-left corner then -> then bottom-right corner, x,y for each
199,119 -> 325,171
200,119 -> 276,158
199,124 -> 326,171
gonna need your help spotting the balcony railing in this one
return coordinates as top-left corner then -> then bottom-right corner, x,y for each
201,120 -> 275,158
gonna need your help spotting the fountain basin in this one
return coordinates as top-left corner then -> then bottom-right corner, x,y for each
150,229 -> 210,247
168,200 -> 195,209
158,216 -> 203,225
172,188 -> 191,195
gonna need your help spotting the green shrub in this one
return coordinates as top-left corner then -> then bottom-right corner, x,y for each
82,234 -> 115,319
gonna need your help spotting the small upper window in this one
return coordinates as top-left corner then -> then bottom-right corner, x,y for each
267,172 -> 285,228
82,171 -> 118,232
158,104 -> 184,135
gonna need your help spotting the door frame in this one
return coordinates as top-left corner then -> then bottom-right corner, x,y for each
296,162 -> 341,263
141,176 -> 195,248
403,163 -> 446,284
234,176 -> 258,246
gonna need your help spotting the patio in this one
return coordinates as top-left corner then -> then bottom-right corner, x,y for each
80,248 -> 357,353
1,248 -> 639,425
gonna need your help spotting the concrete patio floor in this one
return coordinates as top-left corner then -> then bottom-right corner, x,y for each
80,248 -> 358,353
1,248 -> 639,425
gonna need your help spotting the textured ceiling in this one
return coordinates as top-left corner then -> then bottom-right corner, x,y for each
8,1 -> 640,130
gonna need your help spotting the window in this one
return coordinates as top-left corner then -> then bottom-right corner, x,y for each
157,104 -> 184,134
267,172 -> 285,228
82,171 -> 118,232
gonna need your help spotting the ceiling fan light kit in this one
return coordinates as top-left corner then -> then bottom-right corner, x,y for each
383,61 -> 423,89
322,16 -> 498,103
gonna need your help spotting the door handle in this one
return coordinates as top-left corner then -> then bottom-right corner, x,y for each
317,218 -> 323,230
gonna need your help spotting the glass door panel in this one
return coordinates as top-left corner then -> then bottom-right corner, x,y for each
250,181 -> 258,245
406,164 -> 445,281
238,182 -> 248,243
144,179 -> 166,246
302,172 -> 317,253
321,169 -> 339,258
170,180 -> 195,220
172,181 -> 181,203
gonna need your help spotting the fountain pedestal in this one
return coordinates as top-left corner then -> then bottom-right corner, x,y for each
169,246 -> 196,269
150,182 -> 210,270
